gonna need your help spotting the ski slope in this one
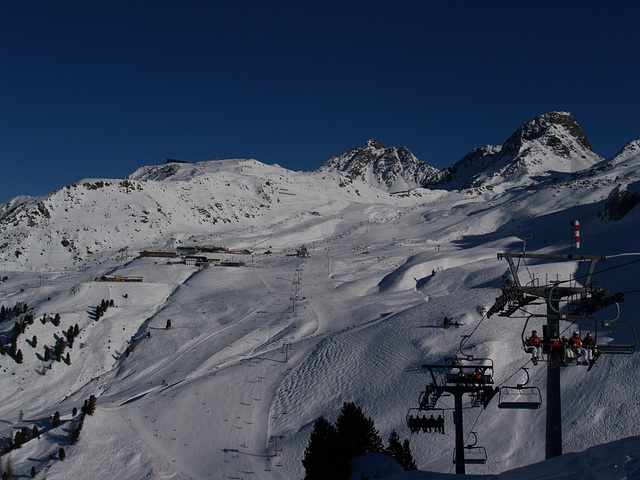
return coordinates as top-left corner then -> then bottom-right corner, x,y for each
0,155 -> 639,480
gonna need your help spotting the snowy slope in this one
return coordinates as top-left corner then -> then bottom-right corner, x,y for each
0,118 -> 639,480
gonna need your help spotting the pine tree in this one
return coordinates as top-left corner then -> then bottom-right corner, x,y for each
32,425 -> 39,439
52,411 -> 60,428
74,324 -> 80,336
335,402 -> 383,461
15,349 -> 23,364
13,432 -> 22,449
58,447 -> 65,461
166,319 -> 172,330
44,346 -> 50,361
302,416 -> 345,480
400,439 -> 417,470
69,420 -> 83,445
65,352 -> 71,364
87,395 -> 97,415
385,430 -> 404,464
31,335 -> 37,348
30,466 -> 36,478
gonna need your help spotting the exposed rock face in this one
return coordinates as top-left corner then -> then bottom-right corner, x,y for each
501,111 -> 594,159
600,187 -> 640,221
317,139 -> 441,193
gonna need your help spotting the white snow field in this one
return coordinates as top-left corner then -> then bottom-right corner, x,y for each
0,140 -> 639,479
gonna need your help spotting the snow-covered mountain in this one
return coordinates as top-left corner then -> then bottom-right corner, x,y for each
435,112 -> 603,190
317,138 -> 441,193
0,113 -> 639,480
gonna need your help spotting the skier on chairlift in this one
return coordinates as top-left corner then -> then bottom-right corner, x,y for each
525,330 -> 543,365
569,331 -> 589,365
582,332 -> 596,363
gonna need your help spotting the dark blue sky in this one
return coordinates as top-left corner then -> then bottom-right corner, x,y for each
2,1 -> 639,202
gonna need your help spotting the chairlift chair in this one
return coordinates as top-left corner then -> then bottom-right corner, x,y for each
406,408 -> 445,434
452,432 -> 487,465
581,316 -> 637,355
445,356 -> 495,385
498,367 -> 542,409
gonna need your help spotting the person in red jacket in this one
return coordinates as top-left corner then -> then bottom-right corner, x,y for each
526,330 -> 543,365
568,331 -> 588,365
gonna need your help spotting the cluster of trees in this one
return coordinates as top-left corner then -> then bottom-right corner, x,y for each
0,303 -> 27,322
94,298 -> 114,321
0,312 -> 35,363
0,397 -> 92,477
42,324 -> 80,364
302,402 -> 416,479
2,423 -> 40,455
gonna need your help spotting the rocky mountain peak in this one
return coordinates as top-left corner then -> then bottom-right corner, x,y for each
435,112 -> 603,190
502,111 -> 594,158
317,140 -> 440,193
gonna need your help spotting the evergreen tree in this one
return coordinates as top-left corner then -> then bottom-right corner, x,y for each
74,324 -> 80,336
44,346 -> 50,361
32,425 -> 39,439
400,439 -> 417,470
58,447 -> 65,461
166,319 -> 172,330
15,349 -> 23,364
0,340 -> 5,355
302,416 -> 345,480
87,394 -> 97,415
31,335 -> 37,348
30,466 -> 36,478
69,420 -> 83,445
52,411 -> 60,428
65,352 -> 71,364
13,432 -> 22,449
53,313 -> 61,326
385,430 -> 403,464
335,402 -> 383,461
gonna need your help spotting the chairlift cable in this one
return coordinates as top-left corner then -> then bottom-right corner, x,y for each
620,288 -> 640,295
496,359 -> 533,389
458,312 -> 489,353
552,257 -> 640,287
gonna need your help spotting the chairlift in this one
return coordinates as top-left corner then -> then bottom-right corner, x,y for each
498,368 -> 542,410
406,408 -> 445,434
452,432 -> 487,465
581,317 -> 637,355
521,315 -> 549,362
444,356 -> 494,385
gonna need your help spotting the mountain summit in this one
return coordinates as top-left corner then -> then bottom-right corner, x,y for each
316,139 -> 440,193
437,112 -> 603,189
